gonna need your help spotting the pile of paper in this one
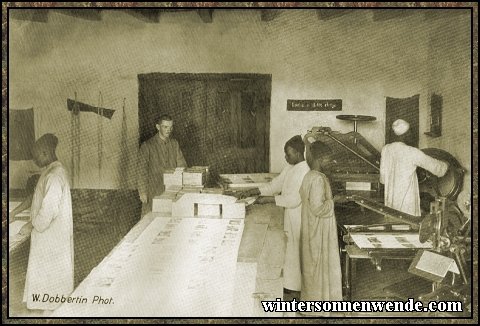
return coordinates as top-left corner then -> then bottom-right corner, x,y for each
164,168 -> 185,187
164,166 -> 209,188
183,166 -> 208,186
152,193 -> 177,215
172,193 -> 245,219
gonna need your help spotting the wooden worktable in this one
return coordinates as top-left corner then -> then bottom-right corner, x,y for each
51,203 -> 285,317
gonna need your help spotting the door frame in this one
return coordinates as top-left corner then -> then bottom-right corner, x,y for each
138,73 -> 272,172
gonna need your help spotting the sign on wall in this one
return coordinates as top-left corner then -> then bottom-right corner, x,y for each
287,99 -> 342,111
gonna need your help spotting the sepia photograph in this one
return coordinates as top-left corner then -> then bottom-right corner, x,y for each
3,2 -> 477,322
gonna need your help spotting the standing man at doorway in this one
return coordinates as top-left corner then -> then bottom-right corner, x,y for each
137,114 -> 187,213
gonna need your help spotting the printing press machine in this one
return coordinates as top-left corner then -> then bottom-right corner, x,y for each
304,115 -> 471,314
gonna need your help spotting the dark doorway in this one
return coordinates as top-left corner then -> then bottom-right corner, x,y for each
138,73 -> 271,176
385,94 -> 420,147
9,108 -> 35,161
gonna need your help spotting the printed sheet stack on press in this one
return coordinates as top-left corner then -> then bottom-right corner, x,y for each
53,198 -> 246,317
349,233 -> 433,250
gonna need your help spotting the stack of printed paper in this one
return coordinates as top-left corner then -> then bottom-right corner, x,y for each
53,216 -> 245,317
183,166 -> 208,186
164,168 -> 185,187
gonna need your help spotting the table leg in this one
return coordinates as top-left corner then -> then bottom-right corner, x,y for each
344,253 -> 351,301
351,258 -> 357,300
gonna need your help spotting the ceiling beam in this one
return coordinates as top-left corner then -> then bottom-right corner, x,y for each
196,9 -> 214,23
54,9 -> 102,21
124,9 -> 160,23
316,9 -> 351,21
10,9 -> 49,23
261,9 -> 280,22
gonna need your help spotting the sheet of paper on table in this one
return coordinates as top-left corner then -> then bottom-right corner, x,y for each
408,249 -> 460,282
415,250 -> 459,275
53,216 -> 245,317
350,233 -> 433,249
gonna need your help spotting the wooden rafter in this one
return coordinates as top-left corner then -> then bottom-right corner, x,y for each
261,9 -> 280,22
197,9 -> 214,23
316,9 -> 351,21
10,9 -> 49,23
124,9 -> 160,23
54,9 -> 102,21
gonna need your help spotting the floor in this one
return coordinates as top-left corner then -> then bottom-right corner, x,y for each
282,259 -> 431,317
7,197 -> 468,319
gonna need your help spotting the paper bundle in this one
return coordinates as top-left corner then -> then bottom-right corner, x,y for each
164,168 -> 185,187
183,166 -> 208,186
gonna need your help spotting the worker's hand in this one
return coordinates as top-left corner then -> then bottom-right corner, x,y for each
139,193 -> 148,204
237,188 -> 261,199
19,222 -> 33,236
255,196 -> 275,205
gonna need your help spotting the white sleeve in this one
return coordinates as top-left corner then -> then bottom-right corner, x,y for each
32,175 -> 63,233
274,167 -> 306,209
258,166 -> 289,196
414,149 -> 449,177
379,146 -> 388,185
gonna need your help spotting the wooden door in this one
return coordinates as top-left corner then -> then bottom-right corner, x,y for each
138,73 -> 271,177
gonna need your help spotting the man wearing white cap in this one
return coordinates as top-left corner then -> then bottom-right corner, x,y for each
380,119 -> 449,216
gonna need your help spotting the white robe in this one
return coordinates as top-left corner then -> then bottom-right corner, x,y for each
300,170 -> 342,306
23,161 -> 74,310
259,160 -> 310,291
380,142 -> 448,216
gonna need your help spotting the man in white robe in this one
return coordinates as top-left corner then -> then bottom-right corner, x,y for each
20,134 -> 74,313
380,119 -> 449,216
238,135 -> 310,294
299,141 -> 342,315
